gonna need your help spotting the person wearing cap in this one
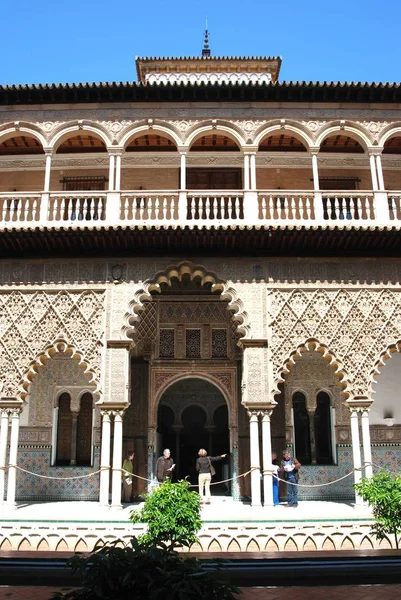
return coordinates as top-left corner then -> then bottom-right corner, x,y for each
280,449 -> 301,507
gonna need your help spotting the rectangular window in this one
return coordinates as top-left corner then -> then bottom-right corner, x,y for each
60,176 -> 107,191
186,329 -> 201,358
159,329 -> 175,358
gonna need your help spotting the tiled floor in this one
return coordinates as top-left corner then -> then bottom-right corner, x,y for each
1,586 -> 401,600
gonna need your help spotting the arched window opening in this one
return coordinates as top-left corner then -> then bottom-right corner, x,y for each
293,392 -> 311,464
76,393 -> 93,466
56,393 -> 72,466
314,391 -> 333,465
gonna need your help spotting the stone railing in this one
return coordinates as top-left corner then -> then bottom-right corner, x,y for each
0,190 -> 397,229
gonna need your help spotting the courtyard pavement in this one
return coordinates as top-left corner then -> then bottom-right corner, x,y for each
1,585 -> 401,599
0,496 -> 374,523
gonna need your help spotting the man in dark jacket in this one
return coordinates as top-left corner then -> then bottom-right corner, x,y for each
155,448 -> 175,483
280,449 -> 301,507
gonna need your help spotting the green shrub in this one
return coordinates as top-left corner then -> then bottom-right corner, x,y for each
355,470 -> 401,549
51,539 -> 241,600
129,479 -> 202,550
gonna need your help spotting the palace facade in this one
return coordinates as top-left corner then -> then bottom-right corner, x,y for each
1,36 -> 401,508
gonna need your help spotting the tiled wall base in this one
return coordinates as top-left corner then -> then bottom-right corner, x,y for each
14,447 -> 101,501
0,519 -> 393,552
295,445 -> 401,501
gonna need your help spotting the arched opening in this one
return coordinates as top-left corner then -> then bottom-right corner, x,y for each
53,132 -> 108,193
319,134 -> 369,218
293,391 -> 311,464
0,134 -> 45,195
382,136 -> 401,209
188,133 -> 241,191
122,131 -> 179,193
257,131 -> 310,192
315,391 -> 333,464
76,392 -> 94,466
157,377 -> 230,494
56,392 -> 72,466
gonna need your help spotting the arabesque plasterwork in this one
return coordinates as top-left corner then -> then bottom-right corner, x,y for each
0,290 -> 104,399
268,288 -> 401,398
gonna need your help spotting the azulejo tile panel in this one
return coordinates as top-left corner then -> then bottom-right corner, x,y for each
15,446 -> 100,501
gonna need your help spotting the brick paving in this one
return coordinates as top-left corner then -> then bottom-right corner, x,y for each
1,585 -> 401,599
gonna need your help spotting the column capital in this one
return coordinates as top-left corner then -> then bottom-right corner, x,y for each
368,148 -> 384,156
177,146 -> 188,155
0,399 -> 24,411
43,147 -> 53,156
107,340 -> 132,349
344,396 -> 373,410
243,148 -> 258,155
310,147 -> 320,155
107,147 -> 123,156
240,338 -> 268,348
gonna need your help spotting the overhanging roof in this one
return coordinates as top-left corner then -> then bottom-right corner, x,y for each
1,225 -> 401,259
1,81 -> 401,105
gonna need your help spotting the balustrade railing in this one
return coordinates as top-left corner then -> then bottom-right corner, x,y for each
0,194 -> 41,224
49,193 -> 107,222
321,192 -> 375,221
186,192 -> 244,221
120,192 -> 179,222
258,192 -> 314,221
0,190 -> 399,229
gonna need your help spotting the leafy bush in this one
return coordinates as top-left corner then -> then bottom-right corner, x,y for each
354,470 -> 401,549
51,539 -> 241,600
129,479 -> 202,550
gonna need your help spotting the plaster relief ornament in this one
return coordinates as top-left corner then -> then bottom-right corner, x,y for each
169,120 -> 200,133
110,264 -> 126,284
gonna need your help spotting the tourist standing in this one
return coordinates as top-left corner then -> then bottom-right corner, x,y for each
122,450 -> 135,503
196,448 -> 227,504
155,448 -> 175,483
280,449 -> 301,507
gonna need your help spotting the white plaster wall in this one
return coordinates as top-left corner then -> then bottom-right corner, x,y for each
371,353 -> 401,426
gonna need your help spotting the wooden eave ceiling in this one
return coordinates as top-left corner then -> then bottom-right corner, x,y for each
2,81 -> 401,105
1,226 -> 401,259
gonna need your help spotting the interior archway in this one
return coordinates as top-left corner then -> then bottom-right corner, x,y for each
157,377 -> 230,493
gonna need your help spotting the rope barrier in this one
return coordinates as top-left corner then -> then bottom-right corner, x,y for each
0,462 -> 390,489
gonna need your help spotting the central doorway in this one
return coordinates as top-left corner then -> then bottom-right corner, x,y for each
157,377 -> 230,494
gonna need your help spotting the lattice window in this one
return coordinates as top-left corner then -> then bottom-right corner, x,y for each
160,329 -> 175,358
212,328 -> 228,358
186,329 -> 201,358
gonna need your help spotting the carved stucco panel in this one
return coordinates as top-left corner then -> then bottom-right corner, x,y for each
243,346 -> 268,404
28,356 -> 96,427
0,290 -> 104,398
269,288 -> 401,398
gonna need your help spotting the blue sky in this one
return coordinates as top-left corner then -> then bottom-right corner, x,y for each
2,0 -> 401,85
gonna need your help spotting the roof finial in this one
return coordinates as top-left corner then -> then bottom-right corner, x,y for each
202,18 -> 211,57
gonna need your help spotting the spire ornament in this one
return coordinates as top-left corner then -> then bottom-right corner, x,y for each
202,18 -> 211,57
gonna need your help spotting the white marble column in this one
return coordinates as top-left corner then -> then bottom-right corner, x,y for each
250,153 -> 257,190
180,152 -> 186,190
43,151 -> 52,192
108,153 -> 116,191
261,411 -> 273,507
311,152 -> 320,191
243,154 -> 250,190
0,409 -> 10,504
375,154 -> 385,191
99,410 -> 111,506
369,153 -> 379,190
115,153 -> 122,191
361,408 -> 373,479
248,411 -> 261,507
111,410 -> 124,508
350,408 -> 363,504
6,408 -> 21,506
